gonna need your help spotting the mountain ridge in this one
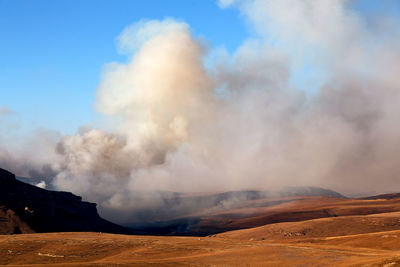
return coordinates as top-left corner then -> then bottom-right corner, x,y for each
0,168 -> 130,234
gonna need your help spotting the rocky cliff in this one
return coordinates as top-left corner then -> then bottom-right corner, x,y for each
0,168 -> 130,234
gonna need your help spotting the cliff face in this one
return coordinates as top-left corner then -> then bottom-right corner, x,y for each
0,168 -> 129,234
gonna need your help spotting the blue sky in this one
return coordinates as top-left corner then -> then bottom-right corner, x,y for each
0,0 -> 247,135
0,0 -> 398,135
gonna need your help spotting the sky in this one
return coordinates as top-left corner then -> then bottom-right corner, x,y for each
0,0 -> 248,135
2,0 -> 398,136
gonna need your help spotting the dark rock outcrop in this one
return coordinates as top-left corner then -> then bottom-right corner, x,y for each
0,168 -> 130,234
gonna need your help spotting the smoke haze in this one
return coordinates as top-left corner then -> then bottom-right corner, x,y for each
1,1 -> 400,222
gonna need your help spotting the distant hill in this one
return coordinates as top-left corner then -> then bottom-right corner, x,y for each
122,187 -> 346,224
0,168 -> 130,235
276,186 -> 345,199
125,187 -> 346,236
361,192 -> 400,200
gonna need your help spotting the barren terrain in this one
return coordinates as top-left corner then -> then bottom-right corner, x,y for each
2,196 -> 400,266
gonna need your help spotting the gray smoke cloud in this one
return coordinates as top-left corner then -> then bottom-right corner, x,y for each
1,1 -> 400,222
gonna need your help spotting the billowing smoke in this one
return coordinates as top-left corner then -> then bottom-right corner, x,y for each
1,1 -> 400,222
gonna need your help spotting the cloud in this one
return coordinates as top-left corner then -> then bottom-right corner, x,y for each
116,18 -> 189,55
217,0 -> 237,8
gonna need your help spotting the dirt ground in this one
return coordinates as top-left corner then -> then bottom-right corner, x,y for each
1,229 -> 400,266
2,198 -> 400,266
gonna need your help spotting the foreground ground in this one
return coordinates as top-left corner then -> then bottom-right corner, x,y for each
2,217 -> 400,266
3,196 -> 400,266
1,229 -> 400,266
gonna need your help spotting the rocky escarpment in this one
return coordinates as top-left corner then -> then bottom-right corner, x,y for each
0,168 -> 130,234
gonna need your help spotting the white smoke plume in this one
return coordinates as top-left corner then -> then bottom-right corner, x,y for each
1,1 -> 400,222
0,107 -> 12,117
35,180 -> 46,189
